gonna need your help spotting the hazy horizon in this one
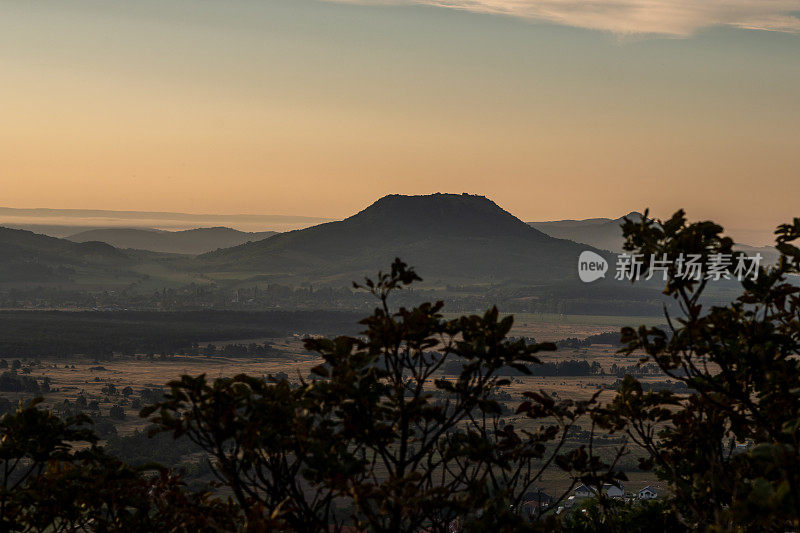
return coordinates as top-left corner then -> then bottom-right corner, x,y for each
0,206 -> 330,234
0,200 -> 780,246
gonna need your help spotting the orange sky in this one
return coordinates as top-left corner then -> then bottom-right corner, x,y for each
1,1 -> 798,244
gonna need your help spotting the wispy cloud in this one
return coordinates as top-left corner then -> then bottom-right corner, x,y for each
330,0 -> 800,36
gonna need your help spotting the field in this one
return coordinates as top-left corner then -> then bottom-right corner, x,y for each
1,314 -> 670,499
508,312 -> 664,334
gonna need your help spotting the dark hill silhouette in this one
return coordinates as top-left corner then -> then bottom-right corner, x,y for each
67,227 -> 278,255
0,227 -> 130,282
200,193 -> 603,283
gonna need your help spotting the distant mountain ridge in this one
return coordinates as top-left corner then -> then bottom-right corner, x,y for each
200,193 -> 604,283
2,193 -> 606,286
528,212 -> 643,253
529,212 -> 778,262
67,227 -> 278,255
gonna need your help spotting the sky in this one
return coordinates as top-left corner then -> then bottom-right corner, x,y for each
1,0 -> 798,244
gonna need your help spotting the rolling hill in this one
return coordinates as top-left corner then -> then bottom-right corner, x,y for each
199,193 -> 606,284
67,227 -> 278,255
0,226 -> 130,282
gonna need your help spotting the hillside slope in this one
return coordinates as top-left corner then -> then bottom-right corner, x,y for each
0,227 -> 130,282
68,227 -> 278,255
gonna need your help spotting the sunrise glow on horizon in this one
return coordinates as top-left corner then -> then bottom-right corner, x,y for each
1,0 -> 798,243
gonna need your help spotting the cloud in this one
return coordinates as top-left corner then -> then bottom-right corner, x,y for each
330,0 -> 800,36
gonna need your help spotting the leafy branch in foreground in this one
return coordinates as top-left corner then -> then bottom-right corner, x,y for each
591,211 -> 800,530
